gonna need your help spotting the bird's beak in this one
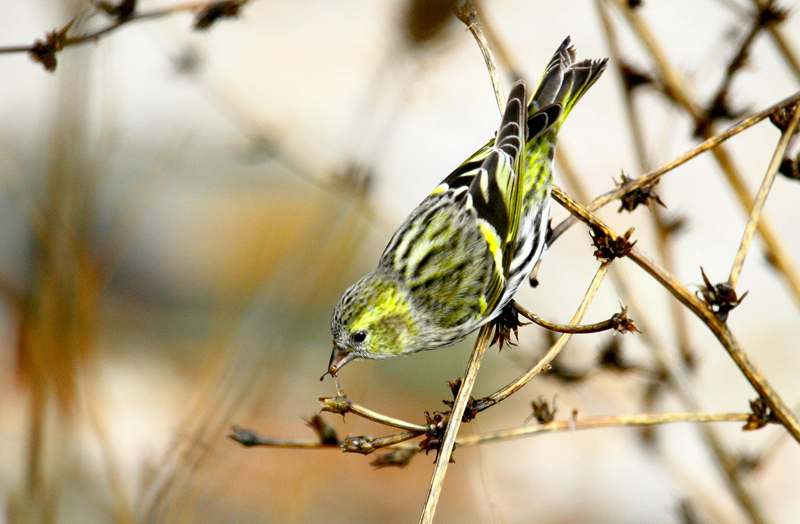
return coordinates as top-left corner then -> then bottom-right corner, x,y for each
326,345 -> 356,377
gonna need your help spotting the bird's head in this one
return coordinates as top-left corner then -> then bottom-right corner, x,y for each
327,271 -> 419,377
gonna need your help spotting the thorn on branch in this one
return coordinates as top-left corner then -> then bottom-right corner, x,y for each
419,411 -> 452,462
743,397 -> 779,430
489,301 -> 529,350
29,21 -> 73,72
525,396 -> 557,424
591,227 -> 636,261
610,304 -> 640,334
444,378 -> 479,422
304,415 -> 341,446
697,267 -> 748,322
194,0 -> 249,30
616,171 -> 666,212
371,447 -> 418,468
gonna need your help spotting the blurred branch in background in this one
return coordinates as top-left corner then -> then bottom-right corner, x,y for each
0,0 -> 251,72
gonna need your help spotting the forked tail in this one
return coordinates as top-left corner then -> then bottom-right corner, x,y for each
528,36 -> 607,133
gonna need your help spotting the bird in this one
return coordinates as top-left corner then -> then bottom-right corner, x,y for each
327,37 -> 607,376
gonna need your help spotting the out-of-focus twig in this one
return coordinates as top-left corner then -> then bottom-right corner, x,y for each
0,0 -> 251,71
750,0 -> 800,82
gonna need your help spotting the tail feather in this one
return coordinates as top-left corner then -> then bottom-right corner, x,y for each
554,58 -> 608,125
495,81 -> 527,159
528,37 -> 607,133
530,36 -> 574,108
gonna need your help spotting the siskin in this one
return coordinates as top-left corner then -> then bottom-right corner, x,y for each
328,37 -> 606,376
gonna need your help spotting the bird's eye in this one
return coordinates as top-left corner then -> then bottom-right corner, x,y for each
352,331 -> 367,343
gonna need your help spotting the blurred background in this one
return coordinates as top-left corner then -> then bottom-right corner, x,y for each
1,0 -> 799,522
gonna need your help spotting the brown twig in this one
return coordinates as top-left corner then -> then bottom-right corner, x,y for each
750,0 -> 800,83
318,391 -> 430,433
418,325 -> 491,524
548,89 -> 800,245
606,0 -> 800,312
0,0 -> 250,71
471,261 -> 611,413
552,184 -> 800,444
460,412 -> 752,445
729,103 -> 800,288
230,411 -> 752,450
513,301 -> 637,335
693,0 -> 782,137
454,0 -> 506,114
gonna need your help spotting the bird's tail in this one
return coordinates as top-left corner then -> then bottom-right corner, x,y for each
528,36 -> 607,135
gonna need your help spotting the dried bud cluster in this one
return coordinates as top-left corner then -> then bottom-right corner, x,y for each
697,268 -> 748,322
591,227 -> 637,261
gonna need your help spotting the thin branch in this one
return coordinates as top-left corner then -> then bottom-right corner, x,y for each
750,0 -> 800,83
454,0 -> 506,114
552,184 -> 800,444
460,412 -> 752,446
419,325 -> 492,524
342,431 -> 422,454
548,89 -> 800,245
472,261 -> 611,412
318,392 -> 430,433
595,0 -> 695,365
0,0 -> 250,71
605,0 -> 800,312
470,1 -> 524,80
513,301 -> 636,335
229,427 -> 338,449
230,411 -> 752,451
729,103 -> 800,288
